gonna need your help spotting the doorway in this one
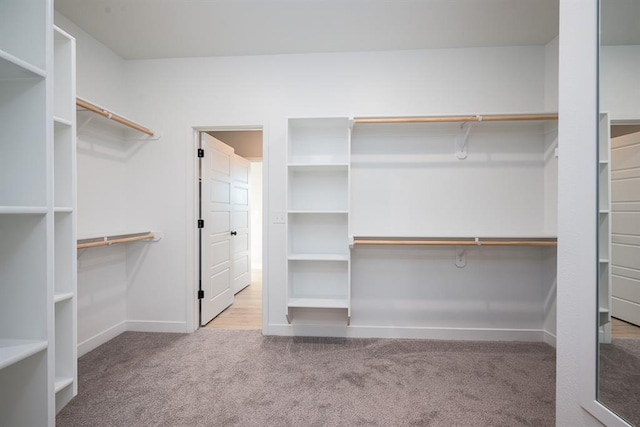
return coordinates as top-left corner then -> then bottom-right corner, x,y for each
196,129 -> 264,329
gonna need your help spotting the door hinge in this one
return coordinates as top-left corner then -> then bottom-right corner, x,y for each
198,289 -> 204,299
198,219 -> 204,228
197,148 -> 204,158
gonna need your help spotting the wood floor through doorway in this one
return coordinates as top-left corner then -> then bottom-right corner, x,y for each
612,317 -> 640,338
204,269 -> 262,330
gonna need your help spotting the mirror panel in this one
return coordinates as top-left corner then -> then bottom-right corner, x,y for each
598,1 -> 640,425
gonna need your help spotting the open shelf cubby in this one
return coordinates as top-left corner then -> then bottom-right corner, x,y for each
288,260 -> 350,308
288,118 -> 350,164
288,166 -> 348,212
0,350 -> 49,426
0,0 -> 47,72
0,78 -> 47,208
288,212 -> 348,258
0,215 -> 48,342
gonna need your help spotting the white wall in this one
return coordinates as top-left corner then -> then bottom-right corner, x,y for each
545,36 -> 559,112
56,12 -> 564,343
350,122 -> 553,237
116,46 -> 549,336
56,13 -> 132,354
601,45 -> 640,121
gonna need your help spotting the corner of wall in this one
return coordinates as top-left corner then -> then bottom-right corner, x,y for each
545,36 -> 559,112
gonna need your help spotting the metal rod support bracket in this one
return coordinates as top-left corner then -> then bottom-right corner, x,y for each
455,246 -> 467,268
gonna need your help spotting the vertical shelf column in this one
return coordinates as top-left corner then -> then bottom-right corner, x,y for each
52,25 -> 77,413
598,112 -> 612,344
286,118 -> 352,324
0,0 -> 53,425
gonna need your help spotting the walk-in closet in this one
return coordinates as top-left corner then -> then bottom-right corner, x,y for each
2,0 -> 637,425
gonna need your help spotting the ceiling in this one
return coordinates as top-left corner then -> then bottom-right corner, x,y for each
55,0 -> 560,60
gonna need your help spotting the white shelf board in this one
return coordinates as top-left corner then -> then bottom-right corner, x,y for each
599,307 -> 610,326
600,259 -> 610,263
0,339 -> 48,370
0,48 -> 46,79
599,210 -> 610,214
288,253 -> 349,261
599,160 -> 609,165
288,210 -> 349,215
54,25 -> 74,41
288,156 -> 349,165
54,207 -> 73,213
54,116 -> 72,127
288,298 -> 349,309
288,163 -> 349,171
54,377 -> 74,393
54,292 -> 74,304
0,206 -> 47,215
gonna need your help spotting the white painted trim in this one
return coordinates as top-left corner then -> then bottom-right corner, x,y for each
188,122 -> 269,334
261,122 -> 270,337
126,320 -> 188,333
186,126 -> 199,333
543,330 -> 557,348
77,320 -> 190,358
265,324 -> 548,342
582,399 -> 633,427
77,321 -> 127,357
557,1 -> 632,425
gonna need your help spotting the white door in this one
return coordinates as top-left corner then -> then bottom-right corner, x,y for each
200,133 -> 234,325
611,130 -> 640,326
232,154 -> 251,294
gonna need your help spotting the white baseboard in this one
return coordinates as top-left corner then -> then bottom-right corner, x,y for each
126,320 -> 188,333
543,330 -> 557,347
77,321 -> 127,357
266,323 -> 548,342
77,321 -> 189,357
78,321 -> 549,358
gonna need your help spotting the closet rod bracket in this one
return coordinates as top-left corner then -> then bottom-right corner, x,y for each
77,115 -> 95,134
456,115 -> 481,159
455,246 -> 467,268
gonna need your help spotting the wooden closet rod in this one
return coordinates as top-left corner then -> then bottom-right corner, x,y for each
353,238 -> 557,247
354,113 -> 558,125
76,98 -> 155,137
77,232 -> 156,249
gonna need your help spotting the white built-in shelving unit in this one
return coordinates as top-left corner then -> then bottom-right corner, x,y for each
598,112 -> 612,344
53,24 -> 77,413
285,114 -> 559,337
0,2 -> 77,425
286,118 -> 352,322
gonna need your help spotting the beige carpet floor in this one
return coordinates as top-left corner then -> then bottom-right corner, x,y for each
57,330 -> 555,426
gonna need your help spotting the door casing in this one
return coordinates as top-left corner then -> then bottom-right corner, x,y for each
187,124 -> 267,332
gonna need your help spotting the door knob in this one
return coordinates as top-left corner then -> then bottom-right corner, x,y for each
230,231 -> 237,236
